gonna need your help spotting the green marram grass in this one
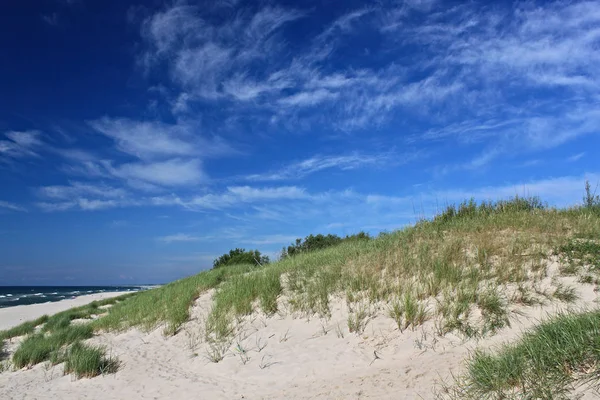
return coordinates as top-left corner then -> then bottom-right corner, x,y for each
12,324 -> 94,368
446,309 -> 600,399
64,342 -> 119,378
1,294 -> 134,372
0,315 -> 49,341
92,263 -> 257,335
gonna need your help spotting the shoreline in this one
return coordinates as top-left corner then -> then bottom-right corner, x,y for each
0,291 -> 131,331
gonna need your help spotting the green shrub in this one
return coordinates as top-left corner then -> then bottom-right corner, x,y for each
213,248 -> 269,268
281,232 -> 371,258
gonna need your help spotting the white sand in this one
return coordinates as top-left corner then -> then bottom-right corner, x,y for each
0,292 -> 131,331
1,269 -> 599,399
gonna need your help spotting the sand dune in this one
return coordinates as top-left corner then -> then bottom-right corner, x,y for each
1,275 -> 598,400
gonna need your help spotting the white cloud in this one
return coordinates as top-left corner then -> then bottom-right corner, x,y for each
245,153 -> 395,181
0,131 -> 43,160
42,13 -> 59,27
278,89 -> 339,107
84,118 -> 235,190
38,182 -> 128,200
157,233 -> 204,243
226,186 -> 307,201
89,118 -> 210,159
104,158 -> 207,187
240,234 -> 299,245
140,3 -> 303,100
36,198 -> 129,212
568,152 -> 586,162
149,185 -> 308,211
368,174 -> 600,212
128,0 -> 600,148
0,201 -> 27,212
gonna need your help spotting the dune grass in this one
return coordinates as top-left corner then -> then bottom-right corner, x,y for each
447,310 -> 600,399
0,294 -> 136,372
82,195 -> 600,345
203,198 -> 600,342
63,342 -> 119,378
0,293 -> 135,343
0,315 -> 49,341
93,263 -> 256,335
12,324 -> 94,368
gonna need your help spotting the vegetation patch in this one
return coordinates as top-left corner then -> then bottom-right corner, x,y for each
213,248 -> 270,268
12,324 -> 93,369
63,342 -> 119,378
447,310 -> 600,399
557,239 -> 600,275
93,264 -> 256,335
0,315 -> 49,341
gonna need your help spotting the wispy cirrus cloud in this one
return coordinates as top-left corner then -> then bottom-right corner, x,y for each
0,201 -> 27,212
157,233 -> 205,243
36,182 -> 133,212
74,118 -> 237,191
42,13 -> 60,27
568,152 -> 586,162
240,234 -> 300,245
38,181 -> 128,200
136,1 -> 461,130
244,152 -> 395,181
150,185 -> 308,211
134,0 -> 600,168
88,117 -> 234,160
140,3 -> 305,102
89,118 -> 200,159
0,131 -> 43,161
36,198 -> 128,212
103,158 -> 207,187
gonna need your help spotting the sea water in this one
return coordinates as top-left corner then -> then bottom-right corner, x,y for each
0,286 -> 153,308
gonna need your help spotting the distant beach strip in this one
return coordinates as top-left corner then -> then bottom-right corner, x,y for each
0,286 -> 156,309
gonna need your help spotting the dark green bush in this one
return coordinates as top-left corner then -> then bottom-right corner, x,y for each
281,231 -> 371,258
213,248 -> 269,269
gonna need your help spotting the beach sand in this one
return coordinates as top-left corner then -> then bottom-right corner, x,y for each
1,272 -> 599,399
0,292 -> 131,331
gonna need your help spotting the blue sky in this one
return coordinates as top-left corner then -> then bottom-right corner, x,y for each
1,0 -> 599,285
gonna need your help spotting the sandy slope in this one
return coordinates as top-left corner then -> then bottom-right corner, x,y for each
1,278 -> 599,399
0,264 -> 597,400
0,292 -> 131,331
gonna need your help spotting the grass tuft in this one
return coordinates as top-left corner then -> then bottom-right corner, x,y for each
347,303 -> 370,334
552,284 -> 579,303
63,342 -> 119,378
477,287 -> 510,335
93,264 -> 256,335
452,309 -> 600,399
12,324 -> 94,369
0,315 -> 49,341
